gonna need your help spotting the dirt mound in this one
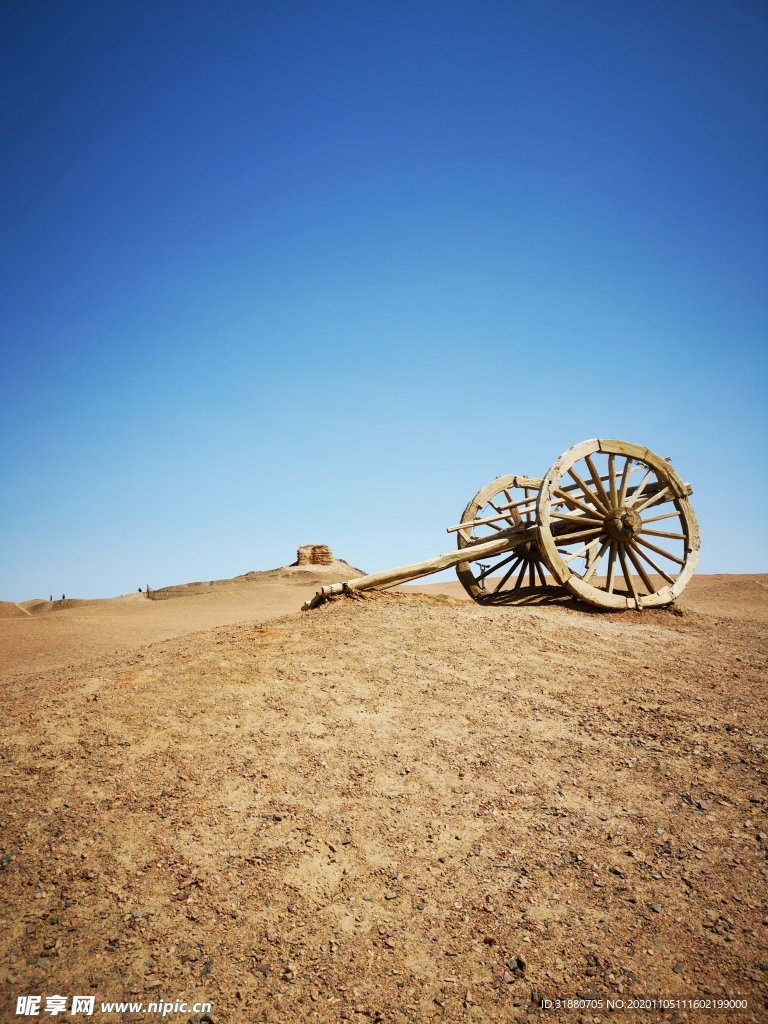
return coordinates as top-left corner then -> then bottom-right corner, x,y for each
0,594 -> 765,1021
0,601 -> 27,618
0,599 -> 91,618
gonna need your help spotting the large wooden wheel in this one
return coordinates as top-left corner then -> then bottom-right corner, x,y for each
455,474 -> 550,600
536,439 -> 700,610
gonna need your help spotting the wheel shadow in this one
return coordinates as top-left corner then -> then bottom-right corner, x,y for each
474,584 -> 671,616
474,585 -> 573,607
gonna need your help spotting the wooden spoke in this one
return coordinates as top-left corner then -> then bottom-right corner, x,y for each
550,511 -> 604,525
558,464 -> 640,495
635,535 -> 686,566
618,457 -> 632,507
502,489 -> 514,505
582,537 -> 611,582
528,557 -> 536,587
606,541 -> 618,593
618,545 -> 641,605
553,526 -> 604,545
626,467 -> 655,507
553,488 -> 604,520
583,538 -> 598,574
640,510 -> 681,524
535,558 -> 549,587
477,552 -> 519,581
567,467 -> 610,515
585,454 -> 611,509
640,528 -> 686,540
629,542 -> 675,585
493,557 -> 523,594
608,453 -> 617,507
447,506 -> 534,533
634,485 -> 671,514
625,543 -> 657,595
564,537 -> 605,564
513,559 -> 529,591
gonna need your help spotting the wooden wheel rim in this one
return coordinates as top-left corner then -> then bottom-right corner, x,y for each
536,439 -> 700,610
455,474 -> 548,601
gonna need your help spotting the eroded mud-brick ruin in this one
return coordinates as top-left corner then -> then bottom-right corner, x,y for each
296,544 -> 334,566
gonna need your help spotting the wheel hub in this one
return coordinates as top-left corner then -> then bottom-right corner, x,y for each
604,506 -> 641,542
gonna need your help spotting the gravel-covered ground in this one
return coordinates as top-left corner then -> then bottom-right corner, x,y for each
1,590 -> 766,1023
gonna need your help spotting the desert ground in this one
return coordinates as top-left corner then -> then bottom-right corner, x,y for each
1,563 -> 766,1023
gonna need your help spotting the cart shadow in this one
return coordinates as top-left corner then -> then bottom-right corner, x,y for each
474,585 -> 573,607
474,585 -> 640,614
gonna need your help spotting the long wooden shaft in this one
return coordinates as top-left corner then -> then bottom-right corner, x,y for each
302,524 -> 536,609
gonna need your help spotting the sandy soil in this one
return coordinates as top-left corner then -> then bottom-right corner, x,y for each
0,571 -> 766,1023
0,563 -> 363,685
403,575 -> 768,625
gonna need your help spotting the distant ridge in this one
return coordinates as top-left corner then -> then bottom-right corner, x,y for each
145,558 -> 365,601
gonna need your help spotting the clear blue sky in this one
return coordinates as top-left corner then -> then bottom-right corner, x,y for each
1,1 -> 766,599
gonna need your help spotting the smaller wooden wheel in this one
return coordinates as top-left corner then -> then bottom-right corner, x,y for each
455,474 -> 550,601
536,439 -> 700,610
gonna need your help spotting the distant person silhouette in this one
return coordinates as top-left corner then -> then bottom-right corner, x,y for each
49,595 -> 52,602
62,594 -> 65,601
138,587 -> 142,593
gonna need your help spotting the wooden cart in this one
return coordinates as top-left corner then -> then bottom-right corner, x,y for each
304,438 -> 700,612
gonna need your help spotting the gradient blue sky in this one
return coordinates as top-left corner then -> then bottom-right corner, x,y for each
1,1 -> 766,599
